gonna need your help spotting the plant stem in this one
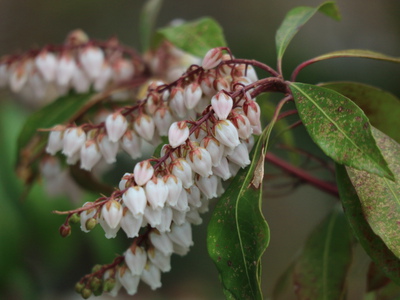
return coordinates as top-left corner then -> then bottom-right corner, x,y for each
265,152 -> 339,197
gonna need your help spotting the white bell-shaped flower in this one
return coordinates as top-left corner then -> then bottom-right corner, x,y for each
144,206 -> 163,227
62,127 -> 86,157
125,246 -> 147,276
93,62 -> 113,91
196,175 -> 218,199
149,231 -> 174,256
105,112 -> 128,143
123,186 -> 147,216
79,202 -> 97,233
202,48 -> 223,70
212,120 -> 240,149
184,83 -> 202,110
46,125 -> 65,155
186,145 -> 213,177
102,200 -> 123,229
120,208 -> 143,238
172,208 -> 186,226
244,101 -> 262,135
35,51 -> 58,82
98,216 -> 120,239
211,91 -> 233,120
212,157 -> 232,181
170,158 -> 193,189
145,177 -> 169,209
56,54 -> 77,86
141,262 -> 162,290
121,130 -> 142,160
227,143 -> 251,168
9,63 -> 28,92
200,136 -> 225,167
80,139 -> 102,171
148,248 -> 171,273
98,134 -> 119,164
79,46 -> 105,80
71,67 -> 91,93
134,113 -> 155,142
187,185 -> 202,208
164,175 -> 183,207
168,121 -> 189,148
156,206 -> 173,233
186,209 -> 203,225
174,189 -> 189,212
117,265 -> 140,296
168,222 -> 193,248
169,87 -> 186,118
154,107 -> 174,136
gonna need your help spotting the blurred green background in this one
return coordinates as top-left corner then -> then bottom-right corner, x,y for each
0,0 -> 399,299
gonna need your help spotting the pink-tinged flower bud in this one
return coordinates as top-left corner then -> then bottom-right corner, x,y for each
120,208 -> 143,238
148,248 -> 171,272
244,101 -> 262,134
94,62 -> 113,91
170,158 -> 193,189
144,206 -> 162,227
56,53 -> 77,86
154,107 -> 174,136
80,202 -> 97,233
112,58 -> 135,82
212,157 -> 232,181
168,222 -> 193,248
145,177 -> 169,209
200,136 -> 225,167
168,121 -> 189,148
62,127 -> 86,157
187,185 -> 201,208
211,91 -> 233,120
71,67 -> 91,93
121,130 -> 142,160
46,125 -> 65,155
141,262 -> 162,290
134,114 -> 155,141
186,209 -> 203,225
186,145 -> 213,177
117,265 -> 140,296
212,120 -> 240,149
102,200 -> 123,229
80,139 -> 101,171
213,77 -> 230,91
228,143 -> 251,168
134,160 -> 154,186
202,48 -> 223,70
169,87 -> 187,118
149,231 -> 174,256
35,51 -> 58,82
184,83 -> 202,110
99,215 -> 120,239
9,63 -> 28,92
125,246 -> 147,276
196,174 -> 218,199
97,134 -> 119,164
122,185 -> 147,216
156,206 -> 173,233
174,189 -> 189,212
172,209 -> 187,226
200,71 -> 216,97
191,127 -> 207,143
231,109 -> 253,139
105,112 -> 128,143
164,175 -> 183,207
79,46 -> 104,80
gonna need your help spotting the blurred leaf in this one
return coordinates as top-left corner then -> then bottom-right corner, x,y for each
336,162 -> 400,285
345,128 -> 400,259
367,262 -> 391,292
207,126 -> 271,299
319,82 -> 400,143
16,92 -> 94,184
373,281 -> 400,300
275,2 -> 340,64
69,165 -> 114,195
155,17 -> 227,57
290,82 -> 393,180
140,0 -> 163,52
292,206 -> 352,300
272,262 -> 295,300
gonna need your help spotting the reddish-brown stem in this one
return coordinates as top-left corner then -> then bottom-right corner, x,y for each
290,58 -> 320,82
265,152 -> 339,197
277,109 -> 298,120
79,255 -> 124,283
221,59 -> 280,77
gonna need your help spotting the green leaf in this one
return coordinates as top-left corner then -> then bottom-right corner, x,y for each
156,17 -> 227,57
139,0 -> 163,52
345,128 -> 400,259
319,82 -> 400,144
336,162 -> 400,286
275,2 -> 340,65
207,128 -> 271,299
16,92 -> 94,183
290,82 -> 393,180
293,206 -> 352,300
367,262 -> 391,293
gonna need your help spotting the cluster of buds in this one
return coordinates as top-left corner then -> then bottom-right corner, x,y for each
54,47 -> 267,297
0,30 -> 139,106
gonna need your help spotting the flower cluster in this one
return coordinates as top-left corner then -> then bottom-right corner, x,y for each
0,30 -> 139,106
53,47 -> 265,297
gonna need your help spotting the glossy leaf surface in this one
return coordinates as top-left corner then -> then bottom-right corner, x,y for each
275,2 -> 340,62
156,17 -> 227,57
319,82 -> 400,143
207,128 -> 270,299
293,206 -> 352,300
336,162 -> 400,285
290,82 -> 393,180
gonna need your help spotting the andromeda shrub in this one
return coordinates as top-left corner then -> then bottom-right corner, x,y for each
2,0 -> 400,299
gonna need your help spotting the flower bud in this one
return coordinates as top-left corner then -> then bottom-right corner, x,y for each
200,136 -> 224,167
168,222 -> 193,248
169,87 -> 186,118
62,127 -> 86,157
102,200 -> 123,229
202,48 -> 223,70
168,121 -> 189,148
141,262 -> 162,290
59,224 -> 71,237
35,51 -> 58,82
184,83 -> 202,110
145,177 -> 169,209
212,120 -> 240,149
105,112 -> 128,142
227,143 -> 251,168
56,53 -> 77,86
170,158 -> 193,189
149,231 -> 173,256
148,248 -> 171,273
120,208 -> 143,238
121,130 -> 142,160
125,246 -> 147,276
164,175 -> 183,207
97,134 -> 119,164
123,186 -> 147,216
80,202 -> 97,233
196,175 -> 218,199
117,265 -> 140,296
154,107 -> 174,136
186,145 -> 213,177
46,125 -> 65,155
80,46 -> 104,80
134,114 -> 155,141
80,140 -> 101,171
133,160 -> 154,186
211,91 -> 233,120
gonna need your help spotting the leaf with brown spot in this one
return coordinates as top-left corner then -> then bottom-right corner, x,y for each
290,82 -> 394,180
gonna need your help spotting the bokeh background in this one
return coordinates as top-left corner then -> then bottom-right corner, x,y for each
0,0 -> 399,299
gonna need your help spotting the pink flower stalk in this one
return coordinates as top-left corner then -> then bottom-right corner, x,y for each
168,121 -> 189,148
211,91 -> 233,120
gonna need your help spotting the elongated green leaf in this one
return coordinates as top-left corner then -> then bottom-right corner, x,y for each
319,82 -> 400,144
292,206 -> 352,300
275,2 -> 340,63
346,128 -> 400,259
207,128 -> 270,299
156,17 -> 227,57
139,0 -> 163,52
336,162 -> 400,285
290,82 -> 393,180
